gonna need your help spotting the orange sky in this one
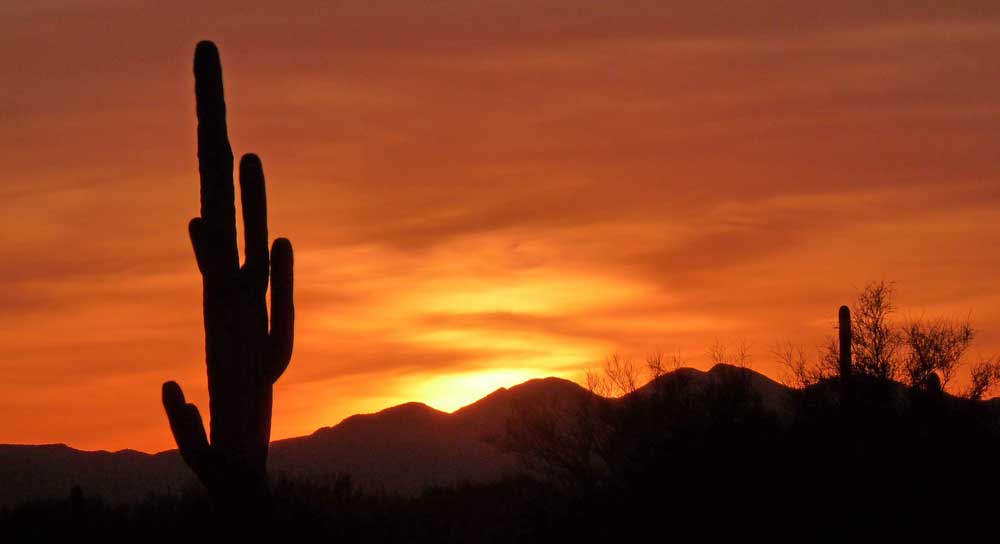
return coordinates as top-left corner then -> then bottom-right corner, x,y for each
2,2 -> 1000,452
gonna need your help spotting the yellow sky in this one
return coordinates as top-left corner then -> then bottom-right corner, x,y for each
2,2 -> 1000,452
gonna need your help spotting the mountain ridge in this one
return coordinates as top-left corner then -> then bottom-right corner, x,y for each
6,365 -> 987,508
0,374 -> 601,507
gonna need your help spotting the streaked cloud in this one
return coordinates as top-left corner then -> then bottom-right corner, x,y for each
1,1 -> 999,451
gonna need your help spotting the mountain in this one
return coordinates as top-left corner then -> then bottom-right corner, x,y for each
0,376 -> 594,507
0,444 -> 193,508
629,363 -> 797,422
0,366 -> 810,508
6,366 -> 998,538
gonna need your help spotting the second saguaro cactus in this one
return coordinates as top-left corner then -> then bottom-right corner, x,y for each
161,41 -> 295,514
839,305 -> 852,380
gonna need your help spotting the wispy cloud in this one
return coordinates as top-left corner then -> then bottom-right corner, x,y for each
2,1 -> 999,451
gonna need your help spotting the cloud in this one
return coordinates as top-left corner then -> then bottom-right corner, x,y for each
3,1 -> 1000,451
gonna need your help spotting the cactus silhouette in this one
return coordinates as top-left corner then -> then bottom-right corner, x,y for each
161,41 -> 295,515
838,305 -> 852,379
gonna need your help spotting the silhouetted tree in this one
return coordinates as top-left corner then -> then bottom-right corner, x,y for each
161,41 -> 296,520
774,341 -> 836,388
585,353 -> 647,397
502,395 -> 606,492
820,284 -> 898,381
502,353 -> 655,492
851,281 -> 902,380
965,357 -> 1000,401
800,282 -> 989,393
902,316 -> 973,390
707,339 -> 752,368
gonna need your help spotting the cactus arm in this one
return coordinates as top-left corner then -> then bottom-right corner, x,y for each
239,154 -> 270,293
161,381 -> 213,483
267,237 -> 294,384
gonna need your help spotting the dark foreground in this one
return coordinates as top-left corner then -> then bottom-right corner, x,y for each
4,369 -> 998,542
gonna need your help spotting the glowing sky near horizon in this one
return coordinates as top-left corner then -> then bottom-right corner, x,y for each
2,1 -> 1000,452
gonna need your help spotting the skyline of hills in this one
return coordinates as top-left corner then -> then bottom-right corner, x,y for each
0,365 -> 790,507
0,374 -> 593,507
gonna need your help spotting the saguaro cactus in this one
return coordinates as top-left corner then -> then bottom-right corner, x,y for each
161,41 -> 295,514
839,305 -> 852,380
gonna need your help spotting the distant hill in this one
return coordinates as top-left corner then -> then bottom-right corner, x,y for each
4,365 -> 941,508
6,364 -> 1000,540
0,444 -> 193,508
0,376 -> 594,507
628,363 -> 797,422
270,376 -> 595,492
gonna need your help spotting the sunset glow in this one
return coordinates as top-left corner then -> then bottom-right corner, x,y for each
2,2 -> 1000,453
